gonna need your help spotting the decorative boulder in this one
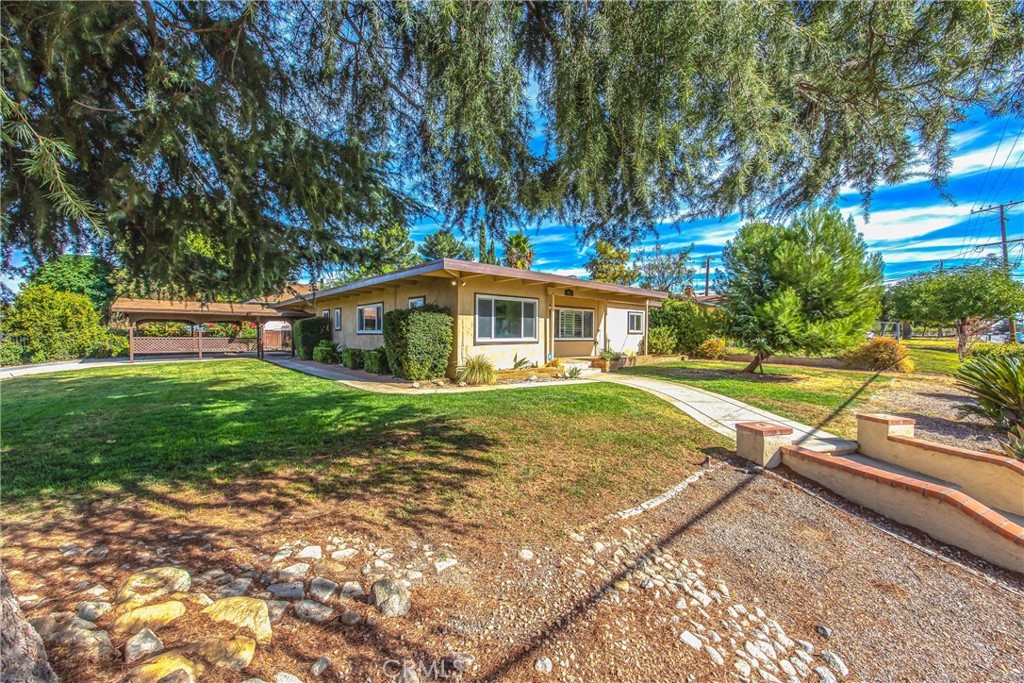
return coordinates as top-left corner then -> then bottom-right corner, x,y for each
369,578 -> 410,617
116,567 -> 191,606
201,597 -> 272,643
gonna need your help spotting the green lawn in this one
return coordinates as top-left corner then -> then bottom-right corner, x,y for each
0,360 -> 727,534
903,338 -> 962,375
620,359 -> 897,439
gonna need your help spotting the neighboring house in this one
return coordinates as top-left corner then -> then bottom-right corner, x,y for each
276,258 -> 668,370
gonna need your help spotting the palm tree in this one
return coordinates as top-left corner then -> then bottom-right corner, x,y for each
503,231 -> 535,270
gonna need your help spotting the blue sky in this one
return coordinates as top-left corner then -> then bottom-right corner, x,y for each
413,108 -> 1024,287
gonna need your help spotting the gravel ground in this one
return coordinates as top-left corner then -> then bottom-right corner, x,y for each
860,374 -> 1004,452
7,454 -> 1021,683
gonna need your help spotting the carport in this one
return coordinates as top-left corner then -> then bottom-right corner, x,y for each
110,298 -> 310,361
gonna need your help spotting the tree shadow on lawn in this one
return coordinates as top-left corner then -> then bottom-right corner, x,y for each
625,365 -> 802,383
2,370 -> 501,541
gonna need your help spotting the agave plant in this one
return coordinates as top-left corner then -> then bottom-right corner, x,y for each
998,424 -> 1024,462
511,353 -> 533,370
954,355 -> 1024,429
456,354 -> 496,385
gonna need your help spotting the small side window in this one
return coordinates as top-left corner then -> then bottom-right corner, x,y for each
627,311 -> 644,334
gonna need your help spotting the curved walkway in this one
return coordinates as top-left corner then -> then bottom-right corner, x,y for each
600,373 -> 858,453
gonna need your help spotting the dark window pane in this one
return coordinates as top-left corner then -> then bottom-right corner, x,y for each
523,302 -> 536,338
494,299 -> 523,338
477,298 -> 493,338
583,311 -> 594,338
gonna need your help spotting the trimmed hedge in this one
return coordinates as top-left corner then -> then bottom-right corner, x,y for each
294,316 -> 331,359
364,348 -> 390,374
341,347 -> 365,369
970,341 -> 1024,361
383,305 -> 453,380
312,340 -> 342,364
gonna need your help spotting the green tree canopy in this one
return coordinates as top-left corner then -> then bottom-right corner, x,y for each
503,232 -> 535,270
585,240 -> 638,286
26,254 -> 114,310
0,284 -> 105,363
3,2 -> 1022,293
418,229 -> 474,261
721,206 -> 884,372
885,260 -> 1024,358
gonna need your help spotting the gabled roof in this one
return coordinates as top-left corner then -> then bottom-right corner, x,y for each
276,258 -> 668,307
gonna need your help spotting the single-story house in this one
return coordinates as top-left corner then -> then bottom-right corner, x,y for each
276,258 -> 668,371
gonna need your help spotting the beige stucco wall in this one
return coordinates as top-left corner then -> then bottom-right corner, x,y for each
551,294 -> 604,359
605,304 -> 646,354
455,277 -> 550,370
858,417 -> 1024,517
314,278 -> 456,351
783,451 -> 1024,573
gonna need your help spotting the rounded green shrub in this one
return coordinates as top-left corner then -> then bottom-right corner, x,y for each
382,305 -> 453,380
312,339 -> 342,364
1,284 -> 105,363
645,326 -> 676,355
364,348 -> 390,375
294,316 -> 331,359
649,299 -> 721,355
341,347 -> 365,369
691,337 -> 726,360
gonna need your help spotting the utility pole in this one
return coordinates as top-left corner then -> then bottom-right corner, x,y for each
971,199 -> 1024,343
702,256 -> 712,296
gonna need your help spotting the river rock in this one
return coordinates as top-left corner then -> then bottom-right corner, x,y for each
370,578 -> 410,617
116,567 -> 191,606
114,601 -> 186,634
202,596 -> 272,643
125,628 -> 163,663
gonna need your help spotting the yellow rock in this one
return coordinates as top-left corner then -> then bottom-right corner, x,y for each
114,600 -> 186,634
201,597 -> 272,643
130,652 -> 196,683
192,635 -> 256,670
116,567 -> 191,605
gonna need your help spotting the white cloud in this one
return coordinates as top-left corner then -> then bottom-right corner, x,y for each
548,266 -> 589,278
841,203 -> 974,242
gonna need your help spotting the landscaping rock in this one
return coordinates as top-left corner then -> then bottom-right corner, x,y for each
679,631 -> 702,650
77,601 -> 112,622
114,600 -> 186,634
29,613 -> 74,639
49,626 -> 113,662
340,609 -> 361,626
275,672 -> 302,683
130,652 -> 196,683
194,635 -> 257,670
331,548 -> 358,561
816,625 -> 833,639
266,600 -> 289,622
278,563 -> 310,581
268,582 -> 305,600
156,671 -> 194,683
370,578 -> 410,617
313,560 -> 348,583
534,656 -> 553,674
432,552 -> 458,573
201,596 -> 273,643
116,567 -> 191,605
295,545 -> 322,560
213,578 -> 253,599
310,656 -> 331,676
518,548 -> 534,561
340,581 -> 365,600
309,577 -> 338,604
125,628 -> 164,663
293,599 -> 336,624
814,666 -> 839,683
821,651 -> 849,677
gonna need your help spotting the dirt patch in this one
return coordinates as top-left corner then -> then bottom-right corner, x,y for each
859,374 -> 1004,451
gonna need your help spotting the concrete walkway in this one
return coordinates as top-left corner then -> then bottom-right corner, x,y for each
601,373 -> 858,453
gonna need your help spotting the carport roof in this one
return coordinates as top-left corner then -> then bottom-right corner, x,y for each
110,298 -> 307,320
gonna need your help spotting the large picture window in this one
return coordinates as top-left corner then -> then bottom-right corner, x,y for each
556,308 -> 594,340
476,295 -> 537,342
357,303 -> 383,334
628,311 -> 644,334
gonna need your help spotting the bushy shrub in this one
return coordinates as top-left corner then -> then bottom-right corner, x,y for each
363,348 -> 390,374
0,285 -> 105,363
649,299 -> 721,355
691,337 -> 726,360
88,329 -> 130,358
457,354 -> 496,385
382,305 -> 453,380
341,347 -> 365,369
970,341 -> 1024,361
312,339 -> 342,364
137,321 -> 189,337
645,326 -> 676,355
955,355 -> 1024,428
294,316 -> 331,359
841,336 -> 914,372
599,349 -> 623,361
1,339 -> 25,366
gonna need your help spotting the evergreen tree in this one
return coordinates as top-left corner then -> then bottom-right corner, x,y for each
27,255 -> 114,310
720,206 -> 884,373
4,2 -> 1021,292
637,243 -> 695,293
585,241 -> 639,285
419,230 -> 474,261
503,232 -> 535,270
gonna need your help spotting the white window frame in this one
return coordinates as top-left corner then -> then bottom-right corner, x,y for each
408,296 -> 425,309
356,302 -> 384,334
475,294 -> 538,343
627,310 -> 644,334
321,310 -> 330,319
333,307 -> 342,331
555,307 -> 595,341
